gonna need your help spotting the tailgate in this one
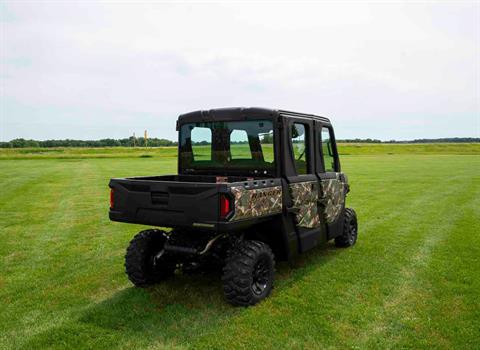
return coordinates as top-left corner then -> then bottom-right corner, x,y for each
109,178 -> 221,228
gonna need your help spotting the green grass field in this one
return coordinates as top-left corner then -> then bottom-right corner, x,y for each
1,145 -> 479,349
1,142 -> 479,159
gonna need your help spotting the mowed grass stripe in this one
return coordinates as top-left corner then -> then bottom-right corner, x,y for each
353,174 -> 479,349
0,160 -> 99,347
413,193 -> 480,349
0,161 -> 62,214
1,160 -> 133,348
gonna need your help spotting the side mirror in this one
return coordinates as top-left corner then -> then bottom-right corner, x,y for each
291,125 -> 305,139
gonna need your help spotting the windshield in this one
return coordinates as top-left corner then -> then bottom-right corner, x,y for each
179,120 -> 275,176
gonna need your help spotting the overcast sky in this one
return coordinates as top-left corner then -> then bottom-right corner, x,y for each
1,1 -> 478,141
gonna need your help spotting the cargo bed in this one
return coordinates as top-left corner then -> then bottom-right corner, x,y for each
109,174 -> 283,232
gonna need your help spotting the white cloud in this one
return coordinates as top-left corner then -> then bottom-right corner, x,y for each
1,1 -> 478,141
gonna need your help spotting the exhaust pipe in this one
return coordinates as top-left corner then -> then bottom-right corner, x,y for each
161,234 -> 225,256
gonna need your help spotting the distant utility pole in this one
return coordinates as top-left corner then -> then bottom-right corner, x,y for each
144,130 -> 148,147
133,132 -> 136,147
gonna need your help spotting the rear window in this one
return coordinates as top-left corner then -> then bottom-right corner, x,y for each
179,120 -> 275,176
190,127 -> 211,161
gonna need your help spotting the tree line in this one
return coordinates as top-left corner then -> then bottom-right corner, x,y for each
0,137 -> 177,148
337,138 -> 479,144
0,137 -> 478,148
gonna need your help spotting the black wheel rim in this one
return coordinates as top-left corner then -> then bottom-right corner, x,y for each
251,256 -> 270,296
348,220 -> 357,244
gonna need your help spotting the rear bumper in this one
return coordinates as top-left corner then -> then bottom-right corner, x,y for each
109,208 -> 277,233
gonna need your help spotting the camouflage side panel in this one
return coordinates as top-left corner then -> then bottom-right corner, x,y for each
320,173 -> 347,224
289,181 -> 321,229
229,186 -> 283,221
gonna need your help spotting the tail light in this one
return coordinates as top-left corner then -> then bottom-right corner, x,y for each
219,194 -> 232,218
110,189 -> 114,209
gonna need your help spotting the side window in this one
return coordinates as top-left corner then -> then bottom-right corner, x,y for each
321,127 -> 335,172
230,129 -> 249,159
259,130 -> 274,163
191,127 -> 212,160
291,123 -> 308,175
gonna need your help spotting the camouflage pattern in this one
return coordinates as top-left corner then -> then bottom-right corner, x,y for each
229,185 -> 283,221
289,181 -> 321,229
320,173 -> 347,224
227,174 -> 347,225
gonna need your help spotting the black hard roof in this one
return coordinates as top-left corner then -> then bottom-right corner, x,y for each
177,107 -> 331,124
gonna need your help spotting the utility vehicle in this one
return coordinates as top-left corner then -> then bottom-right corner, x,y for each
109,107 -> 358,306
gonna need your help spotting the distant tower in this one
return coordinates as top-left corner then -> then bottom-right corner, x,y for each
144,130 -> 148,147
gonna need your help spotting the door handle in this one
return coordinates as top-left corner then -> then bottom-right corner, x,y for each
285,206 -> 300,214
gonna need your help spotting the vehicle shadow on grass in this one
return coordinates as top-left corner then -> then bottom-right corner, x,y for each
20,242 -> 342,349
275,241 -> 341,288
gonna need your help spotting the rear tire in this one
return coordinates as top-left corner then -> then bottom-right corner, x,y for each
335,208 -> 358,248
125,229 -> 175,287
222,240 -> 275,306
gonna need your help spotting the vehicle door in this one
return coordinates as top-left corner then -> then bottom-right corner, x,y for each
315,122 -> 348,239
282,116 -> 326,252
